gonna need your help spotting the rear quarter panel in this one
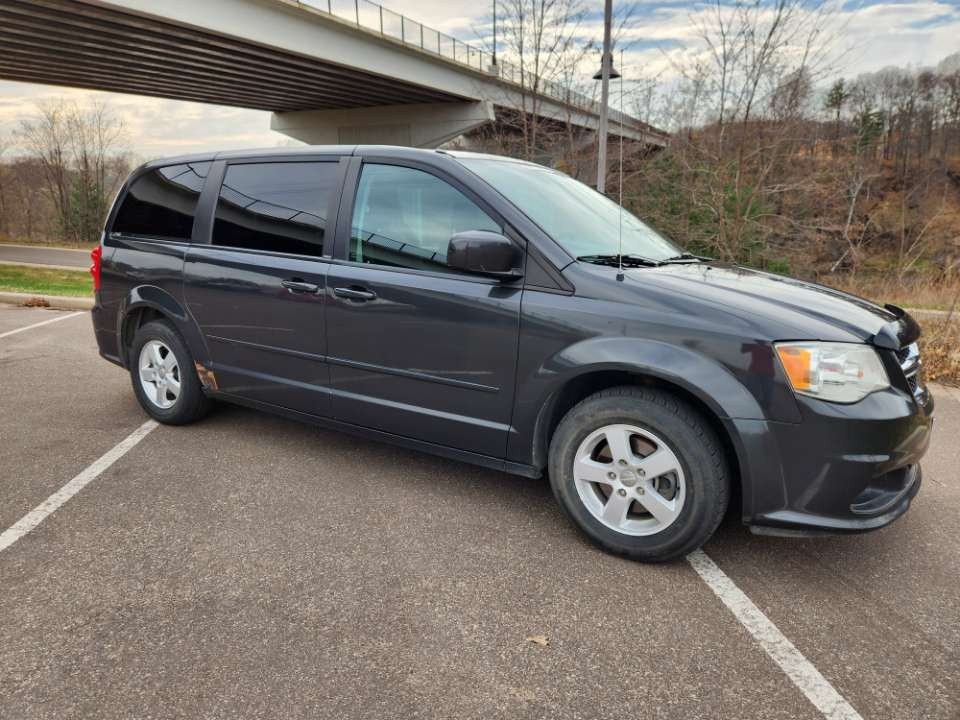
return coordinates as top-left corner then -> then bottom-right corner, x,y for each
96,236 -> 196,366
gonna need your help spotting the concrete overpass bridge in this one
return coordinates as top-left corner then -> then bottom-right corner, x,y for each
0,0 -> 668,149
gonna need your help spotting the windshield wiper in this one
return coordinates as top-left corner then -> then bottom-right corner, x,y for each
576,254 -> 662,268
660,252 -> 709,264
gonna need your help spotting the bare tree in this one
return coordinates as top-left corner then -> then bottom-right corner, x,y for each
470,0 -> 592,163
15,99 -> 126,244
16,103 -> 70,239
647,0 -> 847,262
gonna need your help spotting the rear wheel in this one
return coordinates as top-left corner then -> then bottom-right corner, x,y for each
548,386 -> 729,562
129,320 -> 211,425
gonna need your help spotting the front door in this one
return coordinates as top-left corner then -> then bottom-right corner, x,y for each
325,161 -> 523,458
184,158 -> 345,416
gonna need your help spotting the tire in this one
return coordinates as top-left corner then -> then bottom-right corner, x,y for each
129,320 -> 211,425
548,386 -> 729,562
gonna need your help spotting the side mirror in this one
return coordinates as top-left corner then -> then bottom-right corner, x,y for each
447,230 -> 522,279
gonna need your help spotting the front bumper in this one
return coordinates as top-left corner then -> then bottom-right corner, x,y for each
729,384 -> 934,535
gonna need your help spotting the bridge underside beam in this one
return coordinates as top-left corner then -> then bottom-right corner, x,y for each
0,0 -> 460,112
0,0 -> 668,148
271,101 -> 497,149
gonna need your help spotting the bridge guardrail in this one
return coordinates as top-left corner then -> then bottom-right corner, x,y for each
301,0 -> 625,123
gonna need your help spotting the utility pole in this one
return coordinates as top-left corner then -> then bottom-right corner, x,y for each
595,0 -> 613,193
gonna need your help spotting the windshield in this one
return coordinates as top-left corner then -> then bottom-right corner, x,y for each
457,157 -> 681,261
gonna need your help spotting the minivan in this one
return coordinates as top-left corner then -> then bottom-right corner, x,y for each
91,146 -> 933,562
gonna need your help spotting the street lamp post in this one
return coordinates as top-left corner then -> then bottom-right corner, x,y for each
492,1 -> 497,66
595,0 -> 614,193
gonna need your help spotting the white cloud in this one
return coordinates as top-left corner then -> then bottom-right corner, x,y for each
0,81 -> 283,160
380,0 -> 484,34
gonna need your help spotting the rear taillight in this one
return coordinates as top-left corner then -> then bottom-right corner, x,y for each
90,245 -> 102,292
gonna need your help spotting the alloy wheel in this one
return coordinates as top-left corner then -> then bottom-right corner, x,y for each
573,424 -> 686,536
138,339 -> 181,410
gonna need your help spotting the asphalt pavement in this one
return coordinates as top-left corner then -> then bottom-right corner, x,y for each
0,304 -> 958,719
0,244 -> 90,269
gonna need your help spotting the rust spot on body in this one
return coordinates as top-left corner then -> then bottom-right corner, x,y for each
194,361 -> 219,390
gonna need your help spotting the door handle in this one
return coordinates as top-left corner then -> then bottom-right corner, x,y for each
333,286 -> 377,301
282,279 -> 320,294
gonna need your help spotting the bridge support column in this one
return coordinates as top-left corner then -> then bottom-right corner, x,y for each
270,100 -> 495,148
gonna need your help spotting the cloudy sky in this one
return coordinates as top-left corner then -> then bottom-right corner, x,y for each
0,0 -> 957,160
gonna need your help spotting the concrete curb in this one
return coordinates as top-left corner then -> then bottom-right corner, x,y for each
906,308 -> 958,321
929,383 -> 960,404
0,291 -> 93,311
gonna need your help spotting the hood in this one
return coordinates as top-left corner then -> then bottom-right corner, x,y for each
612,262 -> 913,346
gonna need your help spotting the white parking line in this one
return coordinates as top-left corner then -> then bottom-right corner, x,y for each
687,550 -> 863,720
0,420 -> 158,554
0,311 -> 84,339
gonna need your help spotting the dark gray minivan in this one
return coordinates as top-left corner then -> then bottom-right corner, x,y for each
91,146 -> 933,561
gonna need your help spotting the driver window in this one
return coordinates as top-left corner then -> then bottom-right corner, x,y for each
350,164 -> 500,273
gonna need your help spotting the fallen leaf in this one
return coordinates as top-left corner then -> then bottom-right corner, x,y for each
526,635 -> 550,647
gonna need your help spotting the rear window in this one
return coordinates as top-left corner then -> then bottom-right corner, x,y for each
212,161 -> 339,257
112,163 -> 209,240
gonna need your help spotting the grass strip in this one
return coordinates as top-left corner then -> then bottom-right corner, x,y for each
0,264 -> 92,297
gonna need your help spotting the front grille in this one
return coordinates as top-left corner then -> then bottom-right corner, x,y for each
895,342 -> 925,401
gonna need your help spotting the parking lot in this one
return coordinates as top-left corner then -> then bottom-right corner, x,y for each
1,304 -> 958,719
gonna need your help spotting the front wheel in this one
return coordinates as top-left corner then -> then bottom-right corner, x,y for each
548,386 -> 730,562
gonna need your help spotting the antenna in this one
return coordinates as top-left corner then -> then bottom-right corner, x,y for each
616,49 -> 625,282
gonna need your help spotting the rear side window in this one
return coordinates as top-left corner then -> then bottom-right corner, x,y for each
112,163 -> 208,240
212,162 -> 339,257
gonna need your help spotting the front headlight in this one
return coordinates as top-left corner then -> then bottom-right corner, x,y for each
775,342 -> 889,403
